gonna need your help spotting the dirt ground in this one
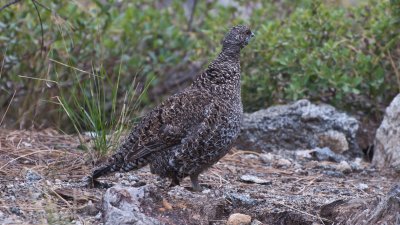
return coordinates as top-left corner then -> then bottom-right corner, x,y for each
0,129 -> 398,225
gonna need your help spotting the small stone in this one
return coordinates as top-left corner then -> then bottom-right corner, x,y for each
240,175 -> 272,185
259,153 -> 274,164
295,168 -> 308,176
318,130 -> 349,154
323,170 -> 344,177
22,141 -> 32,147
78,200 -> 98,216
202,189 -> 211,194
293,162 -> 303,169
192,214 -> 201,220
227,213 -> 252,225
226,193 -> 257,206
311,147 -> 346,162
127,175 -> 138,182
336,161 -> 352,174
83,131 -> 98,139
54,179 -> 62,185
31,192 -> 43,200
121,180 -> 130,186
276,158 -> 291,168
354,157 -> 362,165
9,206 -> 23,216
95,212 -> 102,220
348,157 -> 363,171
357,183 -> 369,191
295,150 -> 313,159
251,219 -> 263,225
25,169 -> 42,182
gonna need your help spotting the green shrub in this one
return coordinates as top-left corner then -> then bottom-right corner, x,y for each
0,0 -> 399,134
242,0 -> 399,114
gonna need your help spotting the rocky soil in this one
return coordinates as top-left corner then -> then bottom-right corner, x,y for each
0,128 -> 398,225
1,98 -> 400,224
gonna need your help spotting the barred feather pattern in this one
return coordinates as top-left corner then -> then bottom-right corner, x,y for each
90,25 -> 254,186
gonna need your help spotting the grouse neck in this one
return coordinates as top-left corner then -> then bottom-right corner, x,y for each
213,50 -> 240,67
192,49 -> 241,98
221,44 -> 241,60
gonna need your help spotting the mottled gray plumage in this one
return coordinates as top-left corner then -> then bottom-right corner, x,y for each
90,25 -> 254,191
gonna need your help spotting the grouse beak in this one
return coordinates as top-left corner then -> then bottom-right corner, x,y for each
244,32 -> 255,46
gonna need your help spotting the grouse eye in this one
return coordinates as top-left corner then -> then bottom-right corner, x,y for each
246,30 -> 252,35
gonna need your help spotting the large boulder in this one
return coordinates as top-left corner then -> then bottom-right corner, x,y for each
236,99 -> 360,156
373,94 -> 400,172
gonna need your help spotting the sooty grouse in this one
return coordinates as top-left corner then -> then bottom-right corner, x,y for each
89,25 -> 254,191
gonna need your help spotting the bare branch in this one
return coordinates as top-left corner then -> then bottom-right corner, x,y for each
187,0 -> 198,32
30,0 -> 51,11
31,0 -> 44,55
0,0 -> 21,12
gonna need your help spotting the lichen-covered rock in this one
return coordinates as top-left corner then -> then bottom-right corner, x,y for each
318,130 -> 349,154
102,185 -> 163,225
372,94 -> 400,172
236,99 -> 360,156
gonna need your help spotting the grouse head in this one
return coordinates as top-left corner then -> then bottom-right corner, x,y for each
221,25 -> 255,52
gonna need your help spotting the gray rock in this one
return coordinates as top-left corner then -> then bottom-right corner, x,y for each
127,175 -> 139,182
322,170 -> 345,178
239,175 -> 272,185
78,200 -> 98,216
9,206 -> 23,216
250,219 -> 263,225
30,192 -> 43,200
25,169 -> 42,182
349,157 -> 364,172
275,158 -> 292,168
310,147 -> 346,163
373,94 -> 400,172
259,153 -> 274,163
335,161 -> 352,174
357,183 -> 369,191
225,192 -> 258,207
318,130 -> 349,154
102,185 -> 163,225
236,100 -> 360,156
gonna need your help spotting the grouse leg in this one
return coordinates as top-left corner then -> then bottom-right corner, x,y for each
190,173 -> 202,192
169,176 -> 180,187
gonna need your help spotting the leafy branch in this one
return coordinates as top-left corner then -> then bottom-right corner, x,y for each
0,0 -> 48,53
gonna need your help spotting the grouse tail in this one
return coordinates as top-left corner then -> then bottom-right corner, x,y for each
90,152 -> 150,181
